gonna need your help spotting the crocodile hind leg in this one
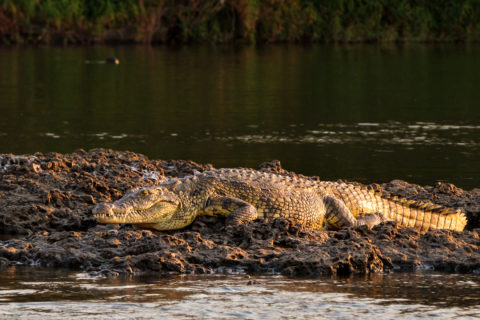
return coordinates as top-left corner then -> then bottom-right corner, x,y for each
204,196 -> 258,225
324,196 -> 387,229
323,196 -> 357,229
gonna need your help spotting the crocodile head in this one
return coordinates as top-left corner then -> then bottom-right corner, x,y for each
93,186 -> 180,225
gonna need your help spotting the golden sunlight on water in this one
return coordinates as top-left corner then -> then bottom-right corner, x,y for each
0,267 -> 478,319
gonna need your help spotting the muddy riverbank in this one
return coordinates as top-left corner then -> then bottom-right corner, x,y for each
0,149 -> 479,276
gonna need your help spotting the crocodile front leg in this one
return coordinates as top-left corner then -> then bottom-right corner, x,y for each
203,196 -> 258,225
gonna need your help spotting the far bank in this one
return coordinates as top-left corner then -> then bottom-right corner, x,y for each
1,0 -> 480,45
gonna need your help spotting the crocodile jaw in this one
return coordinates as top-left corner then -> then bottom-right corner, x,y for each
93,186 -> 180,224
93,200 -> 178,224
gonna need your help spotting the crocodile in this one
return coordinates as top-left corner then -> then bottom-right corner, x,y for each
93,168 -> 467,232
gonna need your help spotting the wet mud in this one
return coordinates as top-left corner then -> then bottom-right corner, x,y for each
0,149 -> 479,276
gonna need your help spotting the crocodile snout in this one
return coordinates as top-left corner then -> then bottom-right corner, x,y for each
92,203 -> 115,221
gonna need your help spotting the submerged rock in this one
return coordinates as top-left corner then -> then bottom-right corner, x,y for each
0,149 -> 479,276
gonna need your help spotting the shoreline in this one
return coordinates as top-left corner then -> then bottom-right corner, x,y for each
0,149 -> 479,276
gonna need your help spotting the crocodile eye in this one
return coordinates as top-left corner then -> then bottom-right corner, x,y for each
141,190 -> 149,196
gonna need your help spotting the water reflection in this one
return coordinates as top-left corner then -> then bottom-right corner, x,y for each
0,267 -> 479,319
0,45 -> 480,188
22,121 -> 480,148
216,121 -> 480,147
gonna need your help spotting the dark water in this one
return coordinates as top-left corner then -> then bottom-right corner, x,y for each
1,45 -> 480,189
0,267 -> 479,319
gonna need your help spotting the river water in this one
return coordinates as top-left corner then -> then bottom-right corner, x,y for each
0,267 -> 479,319
1,45 -> 480,188
1,45 -> 480,318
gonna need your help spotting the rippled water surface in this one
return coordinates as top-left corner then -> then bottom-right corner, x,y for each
0,267 -> 479,319
1,45 -> 480,188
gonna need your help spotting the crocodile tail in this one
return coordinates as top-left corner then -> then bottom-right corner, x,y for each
455,211 -> 468,231
326,183 -> 467,232
377,192 -> 468,232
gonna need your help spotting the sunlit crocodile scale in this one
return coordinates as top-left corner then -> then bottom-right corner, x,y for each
93,168 -> 467,232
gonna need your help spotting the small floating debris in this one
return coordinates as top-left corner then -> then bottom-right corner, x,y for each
44,132 -> 61,139
111,134 -> 128,139
95,132 -> 108,137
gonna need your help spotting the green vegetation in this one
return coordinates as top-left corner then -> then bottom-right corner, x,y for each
1,0 -> 480,44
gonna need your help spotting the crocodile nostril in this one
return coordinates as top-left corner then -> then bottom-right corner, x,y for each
93,203 -> 113,216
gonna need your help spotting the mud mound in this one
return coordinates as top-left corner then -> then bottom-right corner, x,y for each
0,149 -> 213,234
0,150 -> 479,276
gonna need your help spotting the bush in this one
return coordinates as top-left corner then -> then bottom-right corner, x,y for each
1,0 -> 480,44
